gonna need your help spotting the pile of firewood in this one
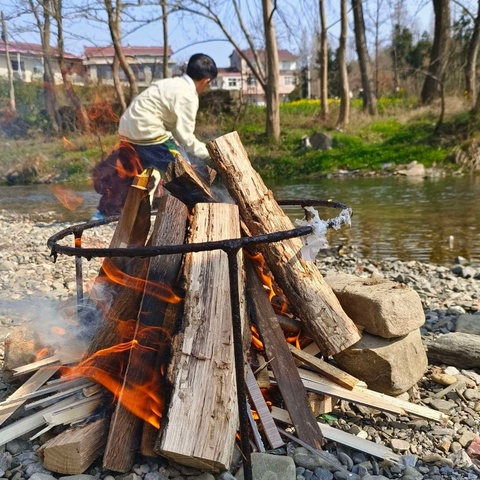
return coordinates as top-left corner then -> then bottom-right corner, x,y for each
0,133 -> 447,477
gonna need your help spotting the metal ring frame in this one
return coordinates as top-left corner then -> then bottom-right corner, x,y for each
46,198 -> 350,480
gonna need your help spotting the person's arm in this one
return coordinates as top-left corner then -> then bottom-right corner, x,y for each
171,92 -> 210,160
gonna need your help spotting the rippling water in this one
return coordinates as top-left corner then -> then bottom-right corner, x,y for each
0,174 -> 479,266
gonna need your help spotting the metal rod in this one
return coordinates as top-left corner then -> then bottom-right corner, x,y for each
227,248 -> 252,480
74,231 -> 84,316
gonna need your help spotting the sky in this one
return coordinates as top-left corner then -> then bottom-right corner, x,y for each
3,1 -> 434,70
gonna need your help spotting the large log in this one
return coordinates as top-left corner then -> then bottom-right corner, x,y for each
207,132 -> 361,356
102,195 -> 188,472
155,203 -> 245,472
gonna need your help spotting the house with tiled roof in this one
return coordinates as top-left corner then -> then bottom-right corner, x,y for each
83,45 -> 175,87
0,40 -> 83,84
211,49 -> 297,105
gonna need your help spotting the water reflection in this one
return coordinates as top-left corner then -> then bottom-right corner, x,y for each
0,175 -> 478,266
267,175 -> 480,266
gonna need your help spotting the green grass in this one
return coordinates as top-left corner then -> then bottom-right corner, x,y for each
0,96 -> 471,185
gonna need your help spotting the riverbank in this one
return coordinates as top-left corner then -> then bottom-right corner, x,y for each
0,210 -> 479,480
2,97 -> 480,188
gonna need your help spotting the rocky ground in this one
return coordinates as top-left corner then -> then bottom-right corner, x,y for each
0,209 -> 480,480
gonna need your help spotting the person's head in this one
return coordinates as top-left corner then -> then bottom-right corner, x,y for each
187,53 -> 217,94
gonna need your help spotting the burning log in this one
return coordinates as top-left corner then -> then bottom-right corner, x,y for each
207,132 -> 361,357
85,170 -> 154,357
245,259 -> 324,449
102,195 -> 188,472
155,203 -> 246,472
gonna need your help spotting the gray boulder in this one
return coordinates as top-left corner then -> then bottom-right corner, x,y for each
325,273 -> 425,338
334,329 -> 428,395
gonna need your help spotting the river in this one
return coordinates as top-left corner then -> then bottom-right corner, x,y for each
1,174 -> 479,266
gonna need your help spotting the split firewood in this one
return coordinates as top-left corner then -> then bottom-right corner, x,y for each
207,132 -> 361,357
271,407 -> 402,463
245,259 -> 324,449
0,367 -> 60,427
163,153 -> 216,207
37,418 -> 110,474
287,344 -> 360,390
155,203 -> 246,472
245,364 -> 284,450
86,170 -> 154,357
102,195 -> 188,473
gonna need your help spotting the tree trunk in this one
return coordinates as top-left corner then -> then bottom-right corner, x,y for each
421,0 -> 450,105
51,0 -> 91,133
0,12 -> 15,111
104,0 -> 138,103
162,0 -> 169,79
336,0 -> 350,129
262,0 -> 280,140
352,0 -> 377,115
465,0 -> 480,104
207,132 -> 361,356
319,0 -> 329,120
112,53 -> 127,112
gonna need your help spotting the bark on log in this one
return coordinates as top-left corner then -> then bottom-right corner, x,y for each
102,195 -> 188,472
246,260 -> 324,449
423,332 -> 480,369
163,153 -> 216,207
155,203 -> 245,472
207,132 -> 361,356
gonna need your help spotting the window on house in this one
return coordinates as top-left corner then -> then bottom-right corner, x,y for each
97,65 -> 113,80
33,64 -> 44,75
228,78 -> 238,88
281,61 -> 292,70
11,60 -> 25,72
247,76 -> 256,86
284,76 -> 295,86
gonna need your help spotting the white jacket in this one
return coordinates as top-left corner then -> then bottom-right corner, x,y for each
118,75 -> 209,159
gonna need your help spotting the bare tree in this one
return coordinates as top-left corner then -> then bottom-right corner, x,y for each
175,0 -> 281,140
421,0 -> 450,105
51,0 -> 91,132
336,0 -> 350,129
28,0 -> 61,131
161,0 -> 169,78
1,12 -> 15,111
263,0 -> 280,140
464,0 -> 480,103
104,0 -> 138,106
319,0 -> 328,120
352,0 -> 377,115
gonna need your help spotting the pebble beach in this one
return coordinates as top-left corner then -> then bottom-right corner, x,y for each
0,209 -> 480,480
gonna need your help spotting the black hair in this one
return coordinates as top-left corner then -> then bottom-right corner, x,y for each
186,53 -> 218,81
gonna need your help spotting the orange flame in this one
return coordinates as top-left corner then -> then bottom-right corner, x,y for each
99,259 -> 182,304
246,251 -> 275,301
51,326 -> 66,336
62,136 -> 76,150
251,325 -> 264,350
35,347 -> 50,361
51,185 -> 84,211
61,334 -> 166,428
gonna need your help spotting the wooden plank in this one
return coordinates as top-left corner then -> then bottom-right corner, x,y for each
272,369 -> 405,415
245,365 -> 284,450
0,367 -> 60,426
37,418 -> 110,474
271,407 -> 401,463
245,259 -> 324,449
207,132 -> 361,356
287,344 -> 360,390
24,382 -> 94,410
0,396 -> 78,446
156,203 -> 245,472
299,368 -> 446,421
102,195 -> 188,473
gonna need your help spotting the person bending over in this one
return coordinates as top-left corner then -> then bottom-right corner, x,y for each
92,52 -> 218,219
